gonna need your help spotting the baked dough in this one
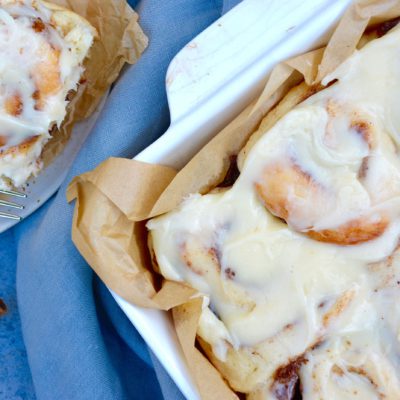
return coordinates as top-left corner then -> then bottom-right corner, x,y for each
0,0 -> 96,189
148,23 -> 400,400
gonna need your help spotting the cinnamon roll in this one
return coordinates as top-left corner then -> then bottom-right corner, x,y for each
0,0 -> 96,189
147,22 -> 400,400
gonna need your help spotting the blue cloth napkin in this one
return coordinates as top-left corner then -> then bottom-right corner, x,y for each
0,0 -> 241,399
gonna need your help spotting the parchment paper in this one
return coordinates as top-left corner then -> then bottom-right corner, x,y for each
67,1 -> 400,398
41,0 -> 148,163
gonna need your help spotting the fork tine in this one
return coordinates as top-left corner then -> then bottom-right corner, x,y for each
0,189 -> 27,198
0,199 -> 24,209
0,189 -> 26,220
0,211 -> 22,220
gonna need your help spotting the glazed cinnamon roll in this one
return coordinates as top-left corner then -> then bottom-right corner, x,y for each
147,22 -> 400,400
0,0 -> 96,189
254,98 -> 393,246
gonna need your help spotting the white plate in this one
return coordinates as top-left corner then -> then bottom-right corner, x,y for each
0,95 -> 107,234
113,0 -> 353,398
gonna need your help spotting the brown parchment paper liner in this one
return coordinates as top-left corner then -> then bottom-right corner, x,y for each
67,1 -> 400,399
41,0 -> 148,164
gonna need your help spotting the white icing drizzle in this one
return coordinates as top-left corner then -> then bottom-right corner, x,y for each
0,0 -> 94,188
148,25 -> 400,399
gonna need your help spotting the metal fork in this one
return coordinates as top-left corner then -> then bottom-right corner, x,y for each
0,189 -> 26,220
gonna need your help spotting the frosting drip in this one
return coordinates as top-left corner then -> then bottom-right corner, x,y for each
0,0 -> 94,188
148,24 -> 400,399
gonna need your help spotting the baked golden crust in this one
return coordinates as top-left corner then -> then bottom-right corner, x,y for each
237,79 -> 391,246
147,17 -> 400,400
1,136 -> 41,157
39,0 -> 97,39
0,0 -> 96,188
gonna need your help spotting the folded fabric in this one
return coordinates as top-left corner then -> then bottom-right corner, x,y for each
0,0 -> 241,398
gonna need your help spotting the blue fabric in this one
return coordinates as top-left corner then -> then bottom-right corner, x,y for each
0,229 -> 35,400
0,0 -> 241,399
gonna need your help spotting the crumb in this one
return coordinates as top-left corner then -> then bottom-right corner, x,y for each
225,267 -> 236,279
32,18 -> 45,33
0,298 -> 8,316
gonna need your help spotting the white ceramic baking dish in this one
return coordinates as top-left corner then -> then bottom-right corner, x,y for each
110,0 -> 353,398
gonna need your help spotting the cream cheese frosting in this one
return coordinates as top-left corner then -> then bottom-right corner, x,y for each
0,0 -> 95,189
148,24 -> 400,399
